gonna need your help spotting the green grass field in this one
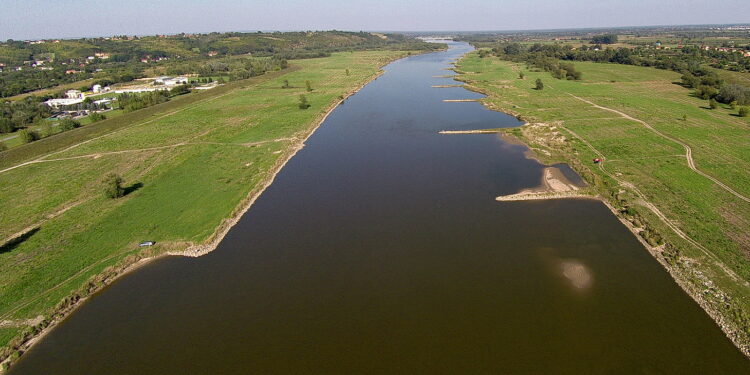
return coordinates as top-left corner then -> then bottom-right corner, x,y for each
0,50 -> 407,354
457,52 -> 750,347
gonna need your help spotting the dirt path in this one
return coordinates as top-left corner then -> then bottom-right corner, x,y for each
560,124 -> 747,286
0,86 -> 249,176
569,94 -> 750,203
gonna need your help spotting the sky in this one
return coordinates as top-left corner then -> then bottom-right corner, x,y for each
1,0 -> 749,40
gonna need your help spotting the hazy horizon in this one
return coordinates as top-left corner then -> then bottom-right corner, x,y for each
2,0 -> 750,40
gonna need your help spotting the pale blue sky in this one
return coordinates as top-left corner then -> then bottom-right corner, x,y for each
2,0 -> 749,40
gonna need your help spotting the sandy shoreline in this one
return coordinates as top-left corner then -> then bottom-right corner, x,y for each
0,54 -> 406,372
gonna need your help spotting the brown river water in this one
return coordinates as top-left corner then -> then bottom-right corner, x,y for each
9,41 -> 750,374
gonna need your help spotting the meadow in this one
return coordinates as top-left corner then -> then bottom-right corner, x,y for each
456,53 -> 750,350
0,50 -> 408,360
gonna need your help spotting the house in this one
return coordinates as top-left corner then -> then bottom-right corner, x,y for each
92,84 -> 102,93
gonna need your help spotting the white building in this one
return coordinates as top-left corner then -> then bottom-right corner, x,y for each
66,90 -> 83,99
154,76 -> 188,86
92,84 -> 102,93
45,98 -> 84,108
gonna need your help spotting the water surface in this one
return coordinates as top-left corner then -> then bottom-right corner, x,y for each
10,41 -> 749,374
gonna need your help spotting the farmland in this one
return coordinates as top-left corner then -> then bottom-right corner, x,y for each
455,52 -> 750,351
0,49 -> 410,363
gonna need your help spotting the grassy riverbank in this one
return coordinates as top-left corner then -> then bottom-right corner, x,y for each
0,50 -> 411,369
455,52 -> 750,354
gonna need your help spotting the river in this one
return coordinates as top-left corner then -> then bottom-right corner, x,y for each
9,41 -> 750,374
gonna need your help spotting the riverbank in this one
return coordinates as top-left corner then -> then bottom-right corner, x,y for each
0,50 -> 413,372
452,52 -> 750,358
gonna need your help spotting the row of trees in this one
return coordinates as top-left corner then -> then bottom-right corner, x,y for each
0,97 -> 51,133
493,44 -> 583,80
487,42 -> 750,106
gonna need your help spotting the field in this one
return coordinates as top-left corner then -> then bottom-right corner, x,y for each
0,50 -> 408,360
456,53 -> 750,350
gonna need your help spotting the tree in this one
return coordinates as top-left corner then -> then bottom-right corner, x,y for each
739,107 -> 749,117
298,94 -> 310,109
682,114 -> 688,121
170,84 -> 190,96
0,118 -> 13,133
345,69 -> 350,76
103,173 -> 125,199
535,78 -> 544,90
591,34 -> 618,44
305,80 -> 313,92
709,99 -> 718,109
282,79 -> 290,88
518,71 -> 525,79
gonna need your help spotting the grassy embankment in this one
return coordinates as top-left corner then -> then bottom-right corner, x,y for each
455,53 -> 750,353
0,50 -> 408,367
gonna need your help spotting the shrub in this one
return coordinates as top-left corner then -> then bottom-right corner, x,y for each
535,78 -> 544,90
18,129 -> 40,143
59,118 -> 81,131
89,112 -> 107,122
696,85 -> 718,100
709,99 -> 718,109
739,107 -> 749,117
103,173 -> 125,199
305,80 -> 313,92
298,94 -> 310,109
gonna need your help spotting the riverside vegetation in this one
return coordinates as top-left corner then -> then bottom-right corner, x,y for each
455,49 -> 750,355
0,48 -> 424,370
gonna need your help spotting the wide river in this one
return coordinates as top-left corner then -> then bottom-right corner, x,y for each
10,41 -> 750,374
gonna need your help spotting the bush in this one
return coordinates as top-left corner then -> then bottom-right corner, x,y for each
89,112 -> 107,122
298,94 -> 310,109
103,173 -> 125,199
739,107 -> 749,117
169,84 -> 190,96
18,129 -> 40,143
696,85 -> 718,100
535,78 -> 544,90
709,99 -> 718,109
305,80 -> 313,92
0,141 -> 7,151
59,118 -> 81,131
